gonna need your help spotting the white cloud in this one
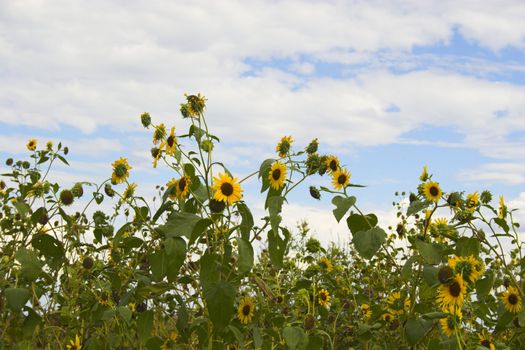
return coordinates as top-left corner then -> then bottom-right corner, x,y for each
457,162 -> 525,185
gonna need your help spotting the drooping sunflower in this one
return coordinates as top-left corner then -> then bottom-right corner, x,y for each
448,255 -> 484,284
422,181 -> 442,202
122,183 -> 137,200
212,173 -> 242,205
478,330 -> 495,350
325,155 -> 340,173
319,256 -> 333,272
331,168 -> 351,190
237,296 -> 255,324
387,291 -> 410,315
166,178 -> 178,200
361,304 -> 372,320
501,286 -> 522,313
268,161 -> 287,190
439,315 -> 457,337
431,217 -> 452,243
26,138 -> 37,151
66,334 -> 82,350
176,175 -> 191,199
46,140 -> 53,151
111,158 -> 131,184
420,165 -> 429,181
499,195 -> 506,219
466,192 -> 480,212
276,136 -> 293,158
436,274 -> 467,311
159,126 -> 177,155
318,289 -> 331,308
153,123 -> 167,145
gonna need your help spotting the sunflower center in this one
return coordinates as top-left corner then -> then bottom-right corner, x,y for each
449,282 -> 461,297
242,304 -> 251,316
221,182 -> 234,196
178,178 -> 186,191
338,174 -> 347,185
272,169 -> 281,180
481,340 -> 491,348
167,135 -> 175,147
276,296 -> 283,303
508,293 -> 518,305
114,164 -> 128,177
320,293 -> 327,301
385,314 -> 391,321
329,160 -> 337,171
429,186 -> 439,196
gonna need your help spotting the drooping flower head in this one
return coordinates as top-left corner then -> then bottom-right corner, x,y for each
276,136 -> 293,158
111,158 -> 131,184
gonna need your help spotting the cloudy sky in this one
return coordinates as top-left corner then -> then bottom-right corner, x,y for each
1,0 -> 524,242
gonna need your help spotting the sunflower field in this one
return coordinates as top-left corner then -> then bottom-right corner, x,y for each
0,94 -> 524,350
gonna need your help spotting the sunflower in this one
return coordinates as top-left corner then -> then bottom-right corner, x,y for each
319,257 -> 333,272
448,255 -> 484,284
501,286 -> 522,313
166,178 -> 178,200
361,304 -> 372,320
99,291 -> 110,306
153,123 -> 167,145
237,296 -> 255,324
382,312 -> 394,322
422,181 -> 442,202
66,334 -> 82,350
436,274 -> 467,311
499,195 -> 506,219
439,315 -> 458,337
331,168 -> 351,190
431,217 -> 452,242
386,292 -> 410,315
420,165 -> 429,181
212,173 -> 242,205
276,136 -> 293,158
176,175 -> 191,199
46,140 -> 53,151
466,192 -> 480,212
122,183 -> 137,200
325,155 -> 340,173
111,158 -> 131,184
26,138 -> 37,151
318,289 -> 331,308
478,330 -> 495,350
159,126 -> 177,155
268,161 -> 287,190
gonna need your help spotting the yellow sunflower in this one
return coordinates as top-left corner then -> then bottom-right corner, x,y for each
448,255 -> 484,284
361,303 -> 372,320
46,140 -> 53,151
420,165 -> 429,181
276,136 -> 293,158
325,155 -> 340,173
122,183 -> 137,200
212,173 -> 242,205
153,123 -> 166,145
382,312 -> 394,322
237,296 -> 255,324
436,274 -> 467,311
66,334 -> 82,350
268,161 -> 287,190
319,257 -> 333,272
176,175 -> 191,199
99,292 -> 110,306
111,158 -> 131,184
478,330 -> 495,350
499,195 -> 506,219
26,138 -> 37,151
166,178 -> 178,200
386,292 -> 410,315
439,315 -> 457,337
159,126 -> 177,155
318,289 -> 331,308
331,168 -> 351,190
501,286 -> 522,313
466,192 -> 480,212
422,181 -> 442,202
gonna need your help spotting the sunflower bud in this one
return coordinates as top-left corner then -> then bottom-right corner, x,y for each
71,183 -> 84,198
82,256 -> 94,270
396,223 -> 405,238
22,161 -> 30,169
438,266 -> 454,284
480,190 -> 492,204
309,186 -> 321,200
446,192 -> 461,208
104,183 -> 115,197
304,314 -> 315,330
140,112 -> 151,128
60,189 -> 74,206
180,103 -> 191,118
409,192 -> 417,203
306,237 -> 321,253
63,147 -> 69,155
209,199 -> 226,213
201,139 -> 214,152
305,138 -> 319,154
5,158 -> 13,166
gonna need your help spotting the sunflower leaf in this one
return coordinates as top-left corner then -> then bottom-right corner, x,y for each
237,237 -> 254,274
351,227 -> 386,260
407,200 -> 428,216
332,195 -> 356,222
202,280 -> 236,331
405,318 -> 433,346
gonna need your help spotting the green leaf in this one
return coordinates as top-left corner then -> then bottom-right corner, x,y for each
31,233 -> 64,261
405,318 -> 433,346
159,212 -> 202,238
259,158 -> 275,193
268,228 -> 290,268
165,237 -> 186,282
137,310 -> 154,343
200,253 -> 220,285
456,237 -> 480,256
237,238 -> 254,274
401,256 -> 417,280
476,272 -> 494,298
283,326 -> 308,350
5,288 -> 30,311
22,307 -> 42,337
422,265 -> 439,286
117,306 -> 132,323
352,227 -> 386,260
237,202 -> 254,240
149,250 -> 168,282
495,311 -> 514,331
332,196 -> 356,222
407,200 -> 428,216
203,280 -> 236,331
15,248 -> 42,281
189,218 -> 213,246
414,240 -> 443,265
346,213 -> 377,234
494,218 -> 509,234
422,312 -> 448,320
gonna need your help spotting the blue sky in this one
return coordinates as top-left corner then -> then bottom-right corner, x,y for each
1,1 -> 524,242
